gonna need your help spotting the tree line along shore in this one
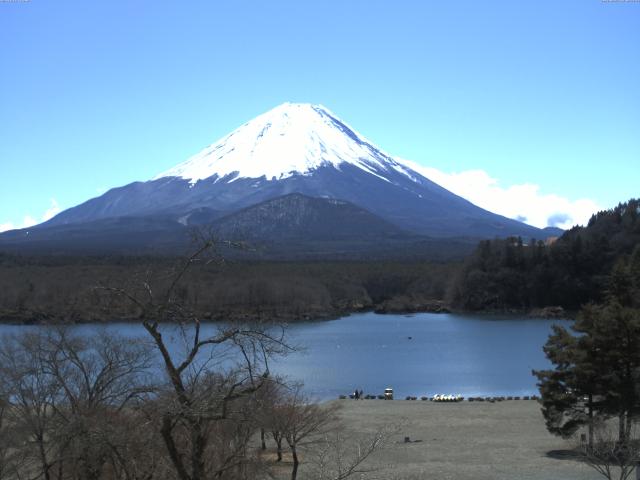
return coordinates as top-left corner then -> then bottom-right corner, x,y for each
0,258 -> 457,324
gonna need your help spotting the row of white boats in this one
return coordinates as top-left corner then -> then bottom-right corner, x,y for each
342,390 -> 538,402
431,394 -> 464,402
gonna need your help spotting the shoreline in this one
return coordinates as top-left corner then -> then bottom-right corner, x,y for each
0,303 -> 573,325
337,395 -> 541,402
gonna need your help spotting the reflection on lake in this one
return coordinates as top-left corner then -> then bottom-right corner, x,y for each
0,312 -> 570,401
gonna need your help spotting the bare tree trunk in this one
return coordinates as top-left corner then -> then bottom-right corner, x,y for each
272,432 -> 283,461
37,433 -> 52,480
290,444 -> 299,480
619,413 -> 626,443
161,416 -> 191,480
191,421 -> 207,480
57,459 -> 64,480
261,428 -> 267,450
588,394 -> 594,449
625,412 -> 632,442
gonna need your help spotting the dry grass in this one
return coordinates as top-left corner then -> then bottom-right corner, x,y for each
274,399 -> 604,480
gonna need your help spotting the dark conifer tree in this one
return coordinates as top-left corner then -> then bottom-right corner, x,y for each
535,254 -> 640,446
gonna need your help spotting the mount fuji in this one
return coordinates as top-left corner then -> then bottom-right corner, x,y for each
0,103 -> 553,256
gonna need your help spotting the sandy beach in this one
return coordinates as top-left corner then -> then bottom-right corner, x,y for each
292,399 -> 604,480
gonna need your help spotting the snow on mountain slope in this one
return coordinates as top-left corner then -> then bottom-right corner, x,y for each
154,102 -> 417,184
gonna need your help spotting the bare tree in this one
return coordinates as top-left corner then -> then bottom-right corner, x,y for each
577,422 -> 640,480
93,407 -> 169,480
40,329 -> 154,480
266,384 -> 340,480
0,387 -> 25,480
0,395 -> 7,478
307,427 -> 393,480
103,239 -> 293,480
249,377 -> 287,462
0,239 -> 295,480
0,328 -> 157,480
0,331 -> 65,480
266,388 -> 397,480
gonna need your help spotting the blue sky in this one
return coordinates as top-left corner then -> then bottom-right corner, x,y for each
1,0 -> 638,230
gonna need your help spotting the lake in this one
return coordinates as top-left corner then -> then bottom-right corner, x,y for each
0,312 -> 570,401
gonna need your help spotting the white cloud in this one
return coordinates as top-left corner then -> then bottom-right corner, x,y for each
0,199 -> 62,233
398,159 -> 601,230
20,215 -> 38,228
41,198 -> 61,222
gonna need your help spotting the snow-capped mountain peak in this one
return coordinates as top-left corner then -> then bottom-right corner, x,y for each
154,102 -> 414,184
20,102 -> 548,243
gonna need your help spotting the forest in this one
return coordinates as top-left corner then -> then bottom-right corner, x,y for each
0,255 -> 458,324
1,198 -> 638,324
451,199 -> 640,312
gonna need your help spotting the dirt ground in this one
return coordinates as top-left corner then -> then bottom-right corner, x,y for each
287,399 -> 607,480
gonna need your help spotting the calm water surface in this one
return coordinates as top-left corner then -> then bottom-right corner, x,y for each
281,312 -> 570,400
0,312 -> 570,401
